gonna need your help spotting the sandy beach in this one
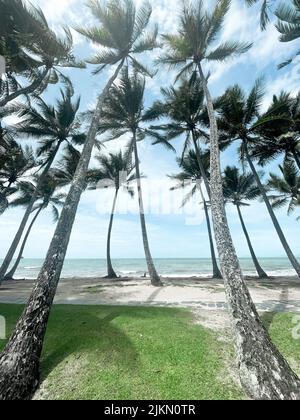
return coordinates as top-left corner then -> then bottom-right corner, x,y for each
1,276 -> 300,313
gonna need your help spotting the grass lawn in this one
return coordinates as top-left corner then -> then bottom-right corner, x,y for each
0,304 -> 299,400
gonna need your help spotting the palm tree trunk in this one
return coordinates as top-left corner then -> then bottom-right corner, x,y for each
4,206 -> 43,281
0,60 -> 124,401
191,130 -> 211,197
198,62 -> 300,400
198,184 -> 222,279
105,189 -> 118,279
292,150 -> 300,171
0,66 -> 50,108
192,130 -> 221,278
132,131 -> 162,287
0,142 -> 61,284
244,141 -> 300,277
236,204 -> 268,279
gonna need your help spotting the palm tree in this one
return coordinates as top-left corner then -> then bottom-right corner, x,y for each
217,81 -> 300,277
169,150 -> 222,279
4,173 -> 66,281
251,92 -> 300,169
222,166 -> 268,279
0,141 -> 35,215
54,145 -> 82,186
0,86 -> 83,283
276,0 -> 300,68
267,160 -> 300,217
149,77 -> 222,277
159,0 -> 300,399
0,0 -> 85,107
0,0 -> 159,400
245,0 -> 275,30
98,68 -> 164,286
245,0 -> 300,68
88,150 -> 137,278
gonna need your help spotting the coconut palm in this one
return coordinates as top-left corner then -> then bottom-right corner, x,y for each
0,103 -> 21,150
245,0 -> 300,67
54,145 -> 82,186
0,0 -> 159,400
4,173 -> 66,281
0,86 -> 83,283
98,68 -> 164,286
222,166 -> 268,278
158,0 -> 300,399
150,78 -> 211,193
267,160 -> 300,217
217,81 -> 300,277
0,140 -> 35,215
0,0 -> 85,107
149,77 -> 222,277
169,150 -> 221,279
245,0 -> 276,30
88,150 -> 137,278
251,92 -> 300,169
276,0 -> 300,68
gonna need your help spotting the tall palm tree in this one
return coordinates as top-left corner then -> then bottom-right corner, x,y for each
0,0 -> 85,107
98,68 -> 164,286
88,150 -> 137,278
267,160 -> 300,217
159,0 -> 300,399
149,77 -> 222,277
222,166 -> 268,279
4,173 -> 66,281
0,0 -> 159,400
0,86 -> 83,283
169,150 -> 222,279
217,81 -> 300,276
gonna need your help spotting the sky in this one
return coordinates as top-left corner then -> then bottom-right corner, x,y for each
1,0 -> 300,260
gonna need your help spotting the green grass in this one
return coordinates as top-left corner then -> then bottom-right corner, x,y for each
0,304 -> 299,400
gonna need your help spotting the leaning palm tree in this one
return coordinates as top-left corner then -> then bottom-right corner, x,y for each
169,150 -> 222,279
267,160 -> 300,217
4,173 -> 66,281
159,0 -> 300,399
88,150 -> 137,278
217,81 -> 300,276
0,0 -> 159,400
98,69 -> 164,286
149,77 -> 222,277
222,166 -> 268,279
0,0 -> 85,107
0,86 -> 83,283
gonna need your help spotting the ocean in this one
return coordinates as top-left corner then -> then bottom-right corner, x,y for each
0,257 -> 297,279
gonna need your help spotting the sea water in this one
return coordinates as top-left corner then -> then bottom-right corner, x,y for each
0,257 -> 296,279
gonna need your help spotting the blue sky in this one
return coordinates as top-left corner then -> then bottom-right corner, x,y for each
1,0 -> 300,260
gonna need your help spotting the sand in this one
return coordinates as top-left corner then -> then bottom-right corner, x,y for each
1,276 -> 300,314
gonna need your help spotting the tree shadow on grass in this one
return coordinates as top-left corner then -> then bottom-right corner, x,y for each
40,306 -> 141,381
261,286 -> 289,332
